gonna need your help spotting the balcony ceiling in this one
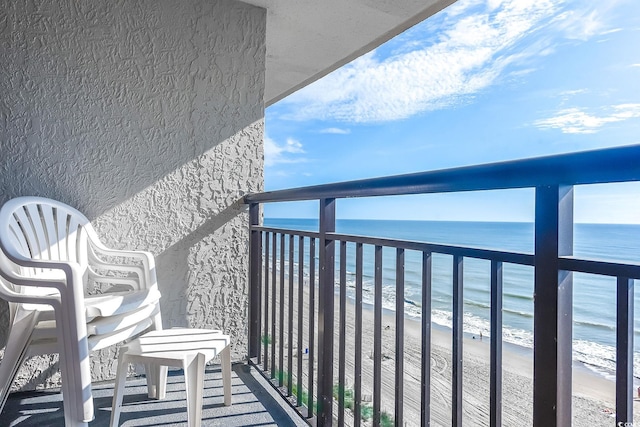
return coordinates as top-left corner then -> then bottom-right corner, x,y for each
242,0 -> 457,106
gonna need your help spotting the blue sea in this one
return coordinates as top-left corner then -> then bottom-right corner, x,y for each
264,218 -> 640,379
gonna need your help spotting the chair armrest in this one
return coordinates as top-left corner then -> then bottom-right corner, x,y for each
88,266 -> 144,290
91,245 -> 155,266
88,260 -> 146,279
0,277 -> 61,306
0,253 -> 84,306
87,238 -> 157,291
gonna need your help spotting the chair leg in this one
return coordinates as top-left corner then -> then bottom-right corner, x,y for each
110,351 -> 130,427
183,353 -> 205,427
57,334 -> 88,427
62,385 -> 88,427
220,346 -> 232,406
0,310 -> 38,414
56,304 -> 93,424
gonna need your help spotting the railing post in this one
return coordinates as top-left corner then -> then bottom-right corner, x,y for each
421,252 -> 432,427
317,198 -> 336,426
248,203 -> 261,359
616,276 -> 634,426
395,248 -> 405,427
533,185 -> 573,427
452,255 -> 464,427
490,261 -> 503,427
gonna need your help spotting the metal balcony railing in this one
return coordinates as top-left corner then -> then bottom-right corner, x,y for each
244,144 -> 640,427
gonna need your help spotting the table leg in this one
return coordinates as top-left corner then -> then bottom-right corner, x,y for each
220,346 -> 232,406
184,353 -> 206,427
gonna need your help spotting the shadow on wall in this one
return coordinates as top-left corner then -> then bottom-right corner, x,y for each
86,122 -> 262,344
155,197 -> 249,334
0,0 -> 265,217
0,0 -> 265,390
0,118 -> 263,390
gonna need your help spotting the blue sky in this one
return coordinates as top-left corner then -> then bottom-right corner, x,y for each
264,0 -> 640,223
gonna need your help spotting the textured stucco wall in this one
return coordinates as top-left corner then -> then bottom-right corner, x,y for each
0,0 -> 265,389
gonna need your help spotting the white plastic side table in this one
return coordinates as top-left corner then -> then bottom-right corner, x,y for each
110,328 -> 232,427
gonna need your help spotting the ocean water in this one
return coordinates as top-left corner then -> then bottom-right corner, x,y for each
263,218 -> 640,379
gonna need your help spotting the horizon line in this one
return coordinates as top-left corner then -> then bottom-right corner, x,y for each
263,217 -> 640,225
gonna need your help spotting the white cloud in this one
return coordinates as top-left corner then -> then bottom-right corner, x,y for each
558,89 -> 588,97
534,104 -> 640,133
553,10 -> 604,40
552,1 -> 624,41
279,0 -> 558,123
319,127 -> 351,134
557,88 -> 588,105
601,28 -> 622,35
264,136 -> 306,166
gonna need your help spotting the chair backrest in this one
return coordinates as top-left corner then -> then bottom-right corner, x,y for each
0,197 -> 93,294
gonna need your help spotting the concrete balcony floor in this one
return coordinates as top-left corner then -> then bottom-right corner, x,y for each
4,364 -> 308,426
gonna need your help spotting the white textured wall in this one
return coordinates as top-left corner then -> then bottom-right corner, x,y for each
0,0 -> 265,389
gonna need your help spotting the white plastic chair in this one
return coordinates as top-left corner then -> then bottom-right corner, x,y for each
0,196 -> 166,426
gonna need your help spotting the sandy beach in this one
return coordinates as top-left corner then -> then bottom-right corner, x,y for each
263,279 -> 639,426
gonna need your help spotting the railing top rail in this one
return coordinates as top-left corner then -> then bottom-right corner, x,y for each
254,225 -> 320,239
252,224 -> 640,277
559,257 -> 640,279
245,144 -> 640,204
330,232 -> 535,266
253,225 -> 535,266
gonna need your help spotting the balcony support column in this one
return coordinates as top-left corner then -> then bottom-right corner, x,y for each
533,185 -> 573,427
317,198 -> 336,426
248,203 -> 262,360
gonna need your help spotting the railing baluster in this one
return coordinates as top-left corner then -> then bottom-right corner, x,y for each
263,232 -> 270,372
279,233 -> 286,387
452,255 -> 463,427
249,204 -> 261,360
490,260 -> 503,427
271,232 -> 277,380
616,276 -> 634,426
354,242 -> 364,427
248,222 -> 640,427
338,240 -> 347,426
395,248 -> 405,427
421,252 -> 432,427
297,235 -> 304,407
308,237 -> 316,419
288,234 -> 294,395
374,245 -> 383,426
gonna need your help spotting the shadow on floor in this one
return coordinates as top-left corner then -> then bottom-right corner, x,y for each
4,363 -> 308,426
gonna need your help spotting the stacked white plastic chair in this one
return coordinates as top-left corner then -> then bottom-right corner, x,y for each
0,196 -> 166,426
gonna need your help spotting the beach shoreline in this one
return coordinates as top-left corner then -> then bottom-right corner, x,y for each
330,292 -> 635,426
265,274 -> 637,426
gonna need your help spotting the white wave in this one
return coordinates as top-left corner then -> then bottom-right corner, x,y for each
268,258 -> 639,379
573,339 -> 640,379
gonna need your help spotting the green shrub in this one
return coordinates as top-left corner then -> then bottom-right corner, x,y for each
332,384 -> 356,410
380,410 -> 394,427
277,370 -> 317,414
360,404 -> 373,421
